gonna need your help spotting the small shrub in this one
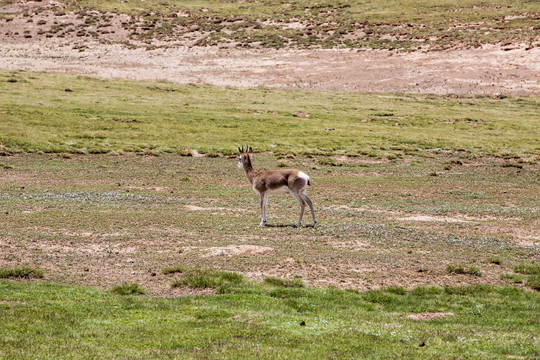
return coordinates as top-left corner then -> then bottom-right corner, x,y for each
162,265 -> 188,275
487,257 -> 502,265
500,273 -> 524,284
444,285 -> 492,295
264,277 -> 304,288
319,158 -> 341,166
514,264 -> 540,275
446,264 -> 481,276
526,275 -> 540,291
171,268 -> 244,290
386,286 -> 407,295
363,290 -> 397,304
0,163 -> 14,169
410,286 -> 444,296
0,266 -> 44,279
277,162 -> 289,168
267,287 -> 308,299
110,283 -> 146,295
500,163 -> 523,169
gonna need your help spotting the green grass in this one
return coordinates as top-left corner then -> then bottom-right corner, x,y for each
514,264 -> 540,275
0,266 -> 44,279
110,283 -> 146,296
1,70 -> 539,158
0,280 -> 538,359
34,0 -> 540,50
162,266 -> 188,275
500,263 -> 540,290
0,163 -> 14,169
526,276 -> 540,291
170,268 -> 245,291
446,264 -> 482,277
264,277 -> 305,288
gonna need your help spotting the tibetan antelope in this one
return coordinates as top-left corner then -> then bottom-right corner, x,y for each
238,146 -> 317,228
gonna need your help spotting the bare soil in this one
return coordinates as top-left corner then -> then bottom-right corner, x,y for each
404,312 -> 455,321
1,154 -> 538,297
1,1 -> 539,95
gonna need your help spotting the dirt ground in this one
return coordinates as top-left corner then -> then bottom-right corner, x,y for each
1,154 -> 538,297
1,1 -> 539,96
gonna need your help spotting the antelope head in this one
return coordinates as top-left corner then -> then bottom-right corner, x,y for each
237,145 -> 253,170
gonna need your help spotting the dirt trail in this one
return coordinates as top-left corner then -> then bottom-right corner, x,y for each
1,39 -> 538,95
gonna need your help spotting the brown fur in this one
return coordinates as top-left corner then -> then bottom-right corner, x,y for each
253,169 -> 304,193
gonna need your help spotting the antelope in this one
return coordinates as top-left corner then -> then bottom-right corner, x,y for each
238,146 -> 317,228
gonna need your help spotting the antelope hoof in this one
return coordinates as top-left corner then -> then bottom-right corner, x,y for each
259,221 -> 266,227
312,221 -> 317,228
294,222 -> 302,228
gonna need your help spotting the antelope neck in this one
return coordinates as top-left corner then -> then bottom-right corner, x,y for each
243,157 -> 256,184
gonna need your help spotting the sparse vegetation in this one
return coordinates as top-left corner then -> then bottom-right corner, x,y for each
162,265 -> 188,275
9,0 -> 535,50
110,283 -> 146,295
0,266 -> 44,279
500,273 -> 525,284
170,268 -> 245,291
0,163 -> 14,169
264,277 -> 305,288
446,264 -> 482,276
526,276 -> 540,291
514,264 -> 540,275
506,263 -> 540,290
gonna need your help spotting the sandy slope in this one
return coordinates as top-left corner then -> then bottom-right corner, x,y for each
0,0 -> 538,95
1,40 -> 538,95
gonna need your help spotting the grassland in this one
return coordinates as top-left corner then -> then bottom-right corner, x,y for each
1,70 -> 539,158
15,0 -> 538,50
1,280 -> 539,359
1,66 -> 539,357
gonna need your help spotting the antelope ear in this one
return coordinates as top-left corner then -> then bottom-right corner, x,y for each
249,147 -> 253,153
238,147 -> 242,153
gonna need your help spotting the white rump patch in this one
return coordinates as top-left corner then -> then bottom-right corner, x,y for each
297,171 -> 310,183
